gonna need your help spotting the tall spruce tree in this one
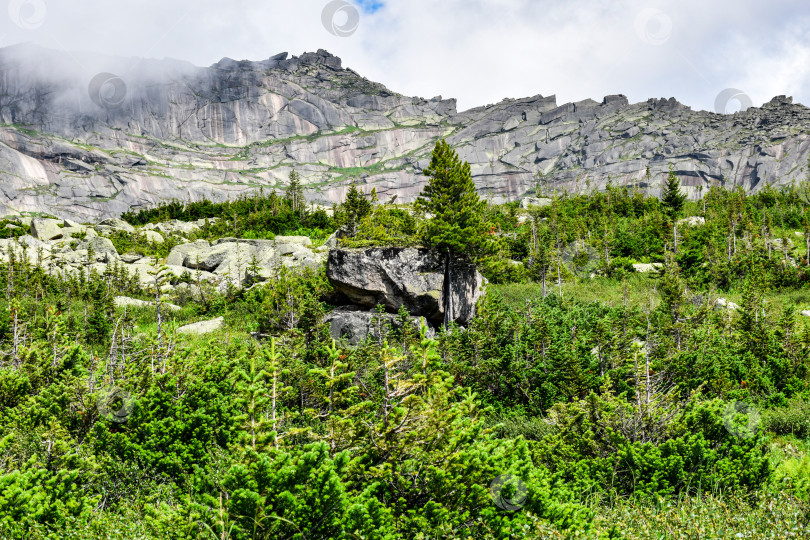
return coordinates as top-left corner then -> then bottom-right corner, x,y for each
286,169 -> 304,215
662,164 -> 686,222
415,139 -> 489,328
342,183 -> 372,237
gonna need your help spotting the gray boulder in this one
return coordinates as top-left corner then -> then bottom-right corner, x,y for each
114,296 -> 181,312
97,218 -> 135,233
326,247 -> 485,325
632,263 -> 663,273
142,230 -> 165,244
177,316 -> 224,335
714,297 -> 740,312
324,306 -> 433,345
31,218 -> 64,241
275,235 -> 312,246
166,238 -> 323,283
87,236 -> 119,262
167,240 -> 212,266
677,216 -> 706,227
520,197 -> 552,209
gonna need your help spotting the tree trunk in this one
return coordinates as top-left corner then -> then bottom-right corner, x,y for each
443,250 -> 454,329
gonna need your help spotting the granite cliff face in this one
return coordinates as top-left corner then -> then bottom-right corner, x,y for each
0,44 -> 808,220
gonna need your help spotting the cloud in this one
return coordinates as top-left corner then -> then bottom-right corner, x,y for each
0,0 -> 808,112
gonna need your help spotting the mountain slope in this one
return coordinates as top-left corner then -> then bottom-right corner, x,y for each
0,44 -> 808,220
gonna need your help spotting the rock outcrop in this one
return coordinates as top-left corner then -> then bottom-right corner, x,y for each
0,45 -> 807,219
165,236 -> 324,282
0,215 -> 325,297
326,247 -> 485,325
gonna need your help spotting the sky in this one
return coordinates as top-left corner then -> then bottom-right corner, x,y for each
1,0 -> 808,113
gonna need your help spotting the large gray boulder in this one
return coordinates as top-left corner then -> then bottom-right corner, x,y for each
326,247 -> 485,325
324,306 -> 432,345
166,238 -> 323,283
31,218 -> 64,241
86,236 -> 119,262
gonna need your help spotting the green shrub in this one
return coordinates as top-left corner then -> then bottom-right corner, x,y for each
763,399 -> 810,438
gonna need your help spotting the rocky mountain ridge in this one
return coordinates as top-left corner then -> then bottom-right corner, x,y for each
0,44 -> 808,220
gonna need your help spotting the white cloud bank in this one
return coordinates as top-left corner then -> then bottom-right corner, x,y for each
1,0 -> 808,112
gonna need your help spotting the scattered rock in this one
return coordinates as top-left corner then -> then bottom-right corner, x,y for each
520,197 -> 552,209
677,216 -> 705,227
801,310 -> 810,318
165,237 -> 323,283
632,263 -> 663,273
177,317 -> 224,335
326,247 -> 486,326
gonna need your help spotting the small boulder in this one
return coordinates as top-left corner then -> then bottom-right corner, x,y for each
143,230 -> 165,244
714,298 -> 740,312
632,263 -> 663,273
114,296 -> 181,312
677,216 -> 705,227
177,316 -> 224,335
120,253 -> 142,264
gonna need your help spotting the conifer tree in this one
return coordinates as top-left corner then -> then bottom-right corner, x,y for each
285,169 -> 304,215
662,164 -> 686,222
342,183 -> 372,237
415,139 -> 490,327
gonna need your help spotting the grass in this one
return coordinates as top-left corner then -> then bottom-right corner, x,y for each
492,274 -> 661,311
588,488 -> 810,539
